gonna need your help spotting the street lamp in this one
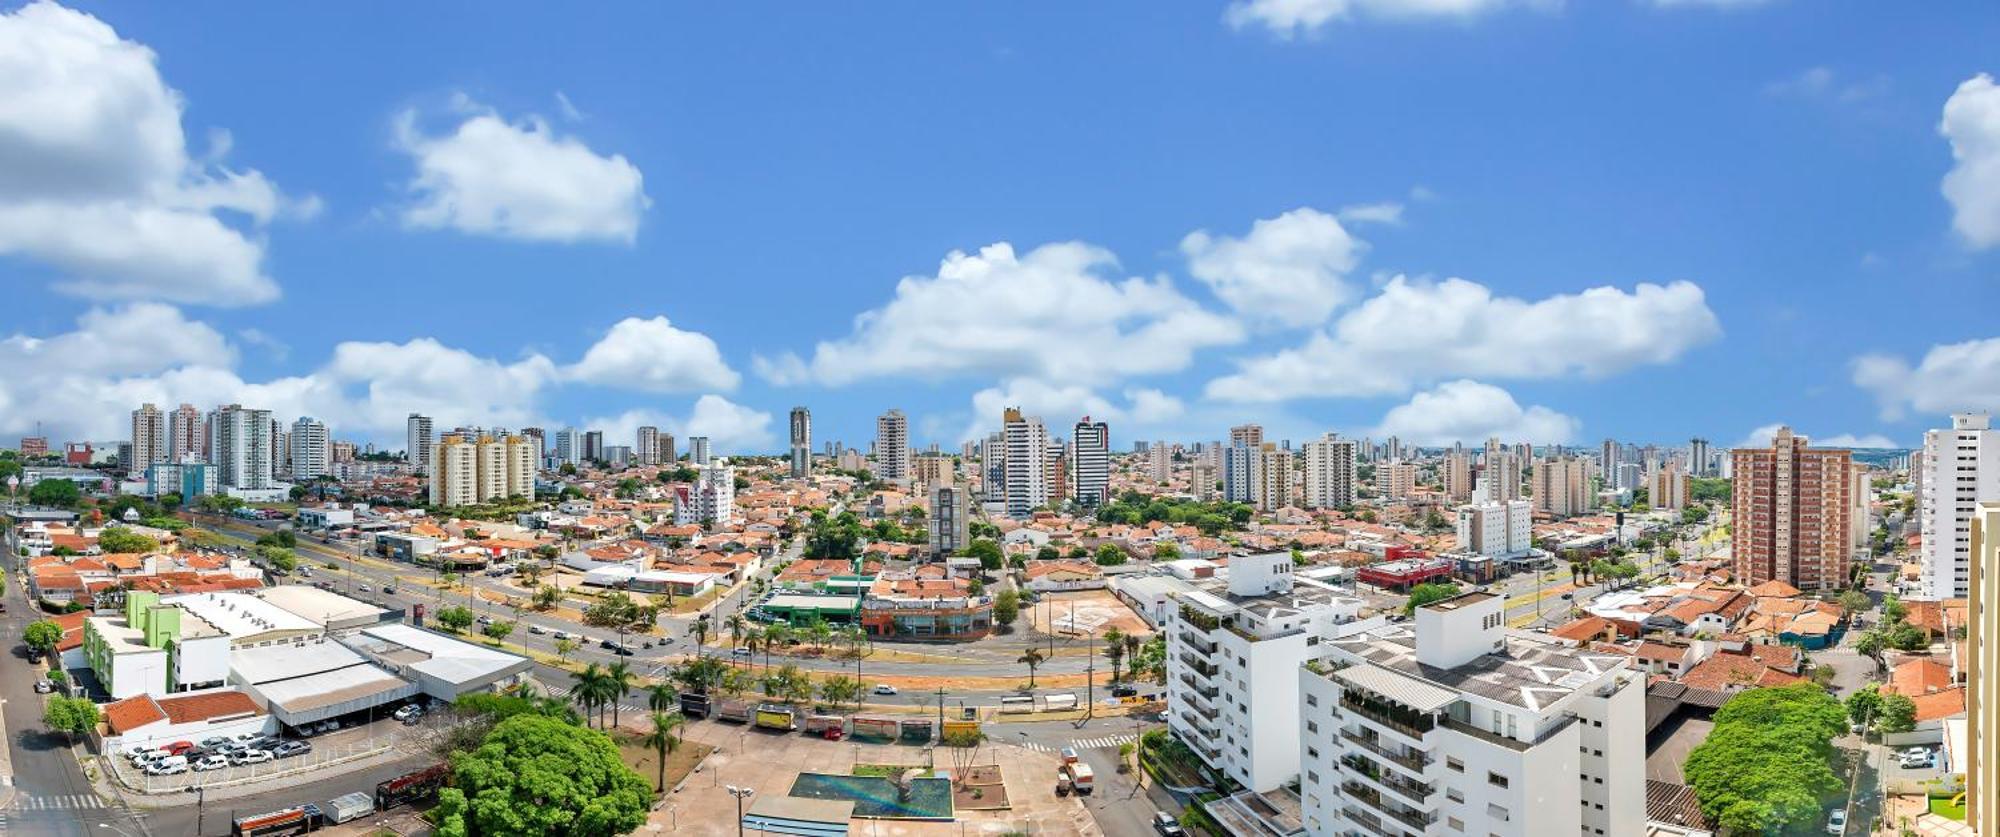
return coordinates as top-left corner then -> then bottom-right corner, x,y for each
725,785 -> 754,837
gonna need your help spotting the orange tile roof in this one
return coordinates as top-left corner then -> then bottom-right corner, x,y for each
1887,658 -> 1955,698
1745,580 -> 1802,598
1678,651 -> 1804,691
156,690 -> 265,724
103,695 -> 167,733
1550,616 -> 1616,643
1910,687 -> 1966,722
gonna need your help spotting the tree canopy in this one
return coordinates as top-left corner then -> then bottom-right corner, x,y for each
432,714 -> 651,837
28,479 -> 80,508
963,538 -> 1004,571
96,526 -> 158,554
1093,492 -> 1251,535
43,696 -> 99,741
1402,582 -> 1459,615
1684,683 -> 1846,834
23,620 -> 64,654
803,509 -> 864,560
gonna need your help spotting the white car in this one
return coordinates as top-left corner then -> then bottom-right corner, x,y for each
872,684 -> 898,695
145,757 -> 189,775
393,705 -> 424,722
230,749 -> 274,765
192,755 -> 229,772
527,624 -> 546,635
131,748 -> 172,765
1825,809 -> 1848,834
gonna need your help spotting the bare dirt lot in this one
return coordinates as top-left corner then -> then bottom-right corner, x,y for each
1025,590 -> 1152,638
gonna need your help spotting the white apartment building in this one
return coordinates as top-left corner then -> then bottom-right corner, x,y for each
1376,461 -> 1417,502
168,403 -> 205,462
637,425 -> 662,466
688,435 -> 711,466
406,413 -> 434,476
289,416 -> 331,480
1255,444 -> 1295,511
1303,433 -> 1358,510
1480,452 -> 1522,503
1003,409 -> 1049,518
876,409 -> 911,481
1648,465 -> 1689,511
1922,414 -> 1999,598
1151,441 -> 1173,484
673,460 -> 737,525
1443,450 -> 1474,503
131,403 -> 166,472
210,405 -> 275,491
1224,444 -> 1257,505
1455,500 -> 1533,559
1164,552 -> 1367,793
1297,591 -> 1645,837
1533,456 -> 1592,518
1072,418 -> 1110,507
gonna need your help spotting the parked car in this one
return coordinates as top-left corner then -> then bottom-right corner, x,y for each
477,615 -> 494,626
1153,812 -> 1188,836
199,736 -> 232,748
552,630 -> 571,641
273,741 -> 311,758
163,741 -> 195,756
1897,747 -> 1930,760
598,638 -> 618,650
131,748 -> 171,765
731,647 -> 752,657
383,585 -> 397,594
192,755 -> 229,772
32,680 -> 53,694
872,684 -> 898,695
230,749 -> 274,766
1111,684 -> 1139,698
146,758 -> 190,776
1826,809 -> 1848,834
392,705 -> 424,722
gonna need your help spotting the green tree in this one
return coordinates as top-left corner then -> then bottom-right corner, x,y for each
1882,594 -> 1908,624
1102,627 -> 1127,683
482,621 -> 514,646
1402,582 -> 1459,615
1846,685 -> 1882,728
604,661 -> 635,729
817,674 -> 863,711
554,637 -> 579,664
43,696 -> 99,743
23,620 -> 63,655
96,526 -> 158,553
256,545 -> 298,573
1153,543 -> 1181,561
532,584 -> 561,611
964,538 -> 1004,571
1018,648 -> 1046,688
1836,590 -> 1872,623
1683,684 -> 1846,834
432,714 -> 651,837
1877,692 -> 1918,734
640,711 -> 685,792
1093,543 -> 1127,567
992,589 -> 1021,632
28,479 -> 80,508
568,663 -> 610,728
437,605 -> 475,633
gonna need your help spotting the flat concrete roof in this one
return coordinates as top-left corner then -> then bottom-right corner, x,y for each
166,591 -> 319,640
348,623 -> 531,687
256,585 -> 390,628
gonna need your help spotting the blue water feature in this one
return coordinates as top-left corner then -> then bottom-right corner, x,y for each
787,773 -> 955,819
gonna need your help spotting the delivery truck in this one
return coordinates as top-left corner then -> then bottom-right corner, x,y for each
323,792 -> 374,824
1059,762 -> 1095,796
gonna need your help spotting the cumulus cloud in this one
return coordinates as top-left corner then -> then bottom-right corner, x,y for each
1181,207 -> 1366,327
755,241 -> 1243,388
1940,73 -> 2000,249
1735,423 -> 1898,450
564,315 -> 739,393
957,379 -> 1190,443
0,1 -> 308,306
586,395 -> 775,454
394,96 -> 650,244
1853,336 -> 2000,420
1206,275 -> 1721,401
1370,380 -> 1579,446
1225,0 -> 1523,35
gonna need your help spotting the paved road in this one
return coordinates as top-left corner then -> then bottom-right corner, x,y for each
1000,717 -> 1182,836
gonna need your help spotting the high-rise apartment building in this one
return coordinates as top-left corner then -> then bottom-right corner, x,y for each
1298,591 -> 1646,837
1254,444 -> 1294,511
1301,433 -> 1358,509
1455,500 -> 1533,558
288,417 -> 330,480
928,481 -> 971,559
1921,414 -> 2000,599
1730,426 -> 1855,591
1442,449 -> 1474,503
1071,417 -> 1110,507
582,430 -> 605,463
1223,444 -> 1257,504
659,432 -> 676,465
130,403 -> 166,472
1647,464 -> 1688,510
1531,455 -> 1591,518
431,434 -> 536,507
1480,451 -> 1523,503
168,403 -> 204,462
672,460 -> 736,525
875,409 -> 910,481
1150,441 -> 1172,484
689,436 -> 711,465
1230,423 -> 1264,449
407,414 -> 434,476
1002,408 -> 1049,518
636,426 -> 662,466
1968,502 -> 2000,837
1375,460 -> 1417,501
1689,437 -> 1712,477
210,405 -> 274,491
552,427 -> 582,468
789,406 -> 812,479
1599,438 -> 1621,479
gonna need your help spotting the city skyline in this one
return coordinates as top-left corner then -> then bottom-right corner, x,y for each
4,3 -> 1999,455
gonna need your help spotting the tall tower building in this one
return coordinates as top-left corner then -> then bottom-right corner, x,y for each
582,430 -> 605,463
875,409 -> 910,481
211,405 -> 274,491
1647,464 -> 1689,510
1689,437 -> 1712,477
1071,417 -> 1110,507
689,436 -> 711,465
1921,414 -> 2000,599
1531,456 -> 1591,518
553,427 -> 582,467
1223,444 -> 1257,504
1442,449 -> 1474,503
1730,426 -> 1855,591
130,403 -> 166,472
1252,444 -> 1294,511
407,414 -> 434,476
636,426 -> 661,466
789,406 -> 812,479
1968,502 -> 2000,837
1375,460 -> 1417,501
430,434 -> 537,507
659,432 -> 677,465
1002,408 -> 1049,518
1150,441 -> 1173,484
288,417 -> 331,480
168,403 -> 205,462
1229,424 -> 1264,449
1481,451 -> 1523,503
1301,433 -> 1357,509
929,480 -> 971,559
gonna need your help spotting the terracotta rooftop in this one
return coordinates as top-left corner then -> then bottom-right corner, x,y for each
1887,657 -> 1955,698
102,694 -> 167,733
1910,687 -> 1966,723
157,690 -> 265,724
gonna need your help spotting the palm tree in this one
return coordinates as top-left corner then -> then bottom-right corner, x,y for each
605,661 -> 636,729
1018,648 -> 1047,689
641,712 -> 685,793
689,614 -> 712,658
569,663 -> 607,728
741,626 -> 764,670
726,614 -> 746,650
647,683 -> 678,714
763,623 -> 792,673
1102,627 -> 1127,683
807,619 -> 833,655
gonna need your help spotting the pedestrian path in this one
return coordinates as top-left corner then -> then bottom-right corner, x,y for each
1016,733 -> 1136,755
7,792 -> 110,811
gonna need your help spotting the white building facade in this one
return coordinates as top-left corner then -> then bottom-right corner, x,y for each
1922,413 -> 2000,599
1302,433 -> 1358,510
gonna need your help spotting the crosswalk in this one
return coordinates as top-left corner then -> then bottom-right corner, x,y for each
7,793 -> 110,811
1018,733 -> 1136,754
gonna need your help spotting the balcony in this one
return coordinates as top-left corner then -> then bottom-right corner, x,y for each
1339,806 -> 1402,837
1341,782 -> 1437,832
1177,708 -> 1216,735
1178,673 -> 1220,699
1178,603 -> 1222,632
1340,729 -> 1431,775
1439,712 -> 1576,753
1178,651 -> 1220,678
1177,628 -> 1218,654
1340,754 -> 1434,806
1340,692 -> 1436,741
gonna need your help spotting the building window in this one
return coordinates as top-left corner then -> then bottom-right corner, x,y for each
1447,787 -> 1464,803
1487,803 -> 1510,822
1488,772 -> 1509,788
1448,817 -> 1464,831
1306,720 -> 1318,733
1446,756 -> 1464,772
1305,694 -> 1317,707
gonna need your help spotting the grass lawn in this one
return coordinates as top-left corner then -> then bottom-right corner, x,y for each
852,763 -> 935,779
1930,795 -> 1968,821
612,732 -> 715,795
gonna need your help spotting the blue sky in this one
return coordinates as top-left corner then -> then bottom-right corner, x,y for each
4,0 -> 2000,454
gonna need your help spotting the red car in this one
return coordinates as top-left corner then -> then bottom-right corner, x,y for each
164,741 -> 195,756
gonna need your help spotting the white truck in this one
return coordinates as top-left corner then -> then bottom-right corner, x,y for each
324,792 -> 374,824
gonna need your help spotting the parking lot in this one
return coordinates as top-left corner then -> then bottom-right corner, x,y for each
110,708 -> 423,794
1644,714 -> 1712,783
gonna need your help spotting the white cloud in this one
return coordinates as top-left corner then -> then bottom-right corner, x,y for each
958,379 -> 1189,443
1181,207 -> 1367,327
1225,0 -> 1522,36
564,316 -> 739,393
586,395 -> 775,454
0,1 -> 306,306
1206,275 -> 1721,401
1370,380 -> 1579,446
394,97 -> 649,244
1735,423 -> 1898,450
1336,202 -> 1405,225
1854,336 -> 2000,420
1940,73 -> 2000,249
755,241 -> 1243,388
